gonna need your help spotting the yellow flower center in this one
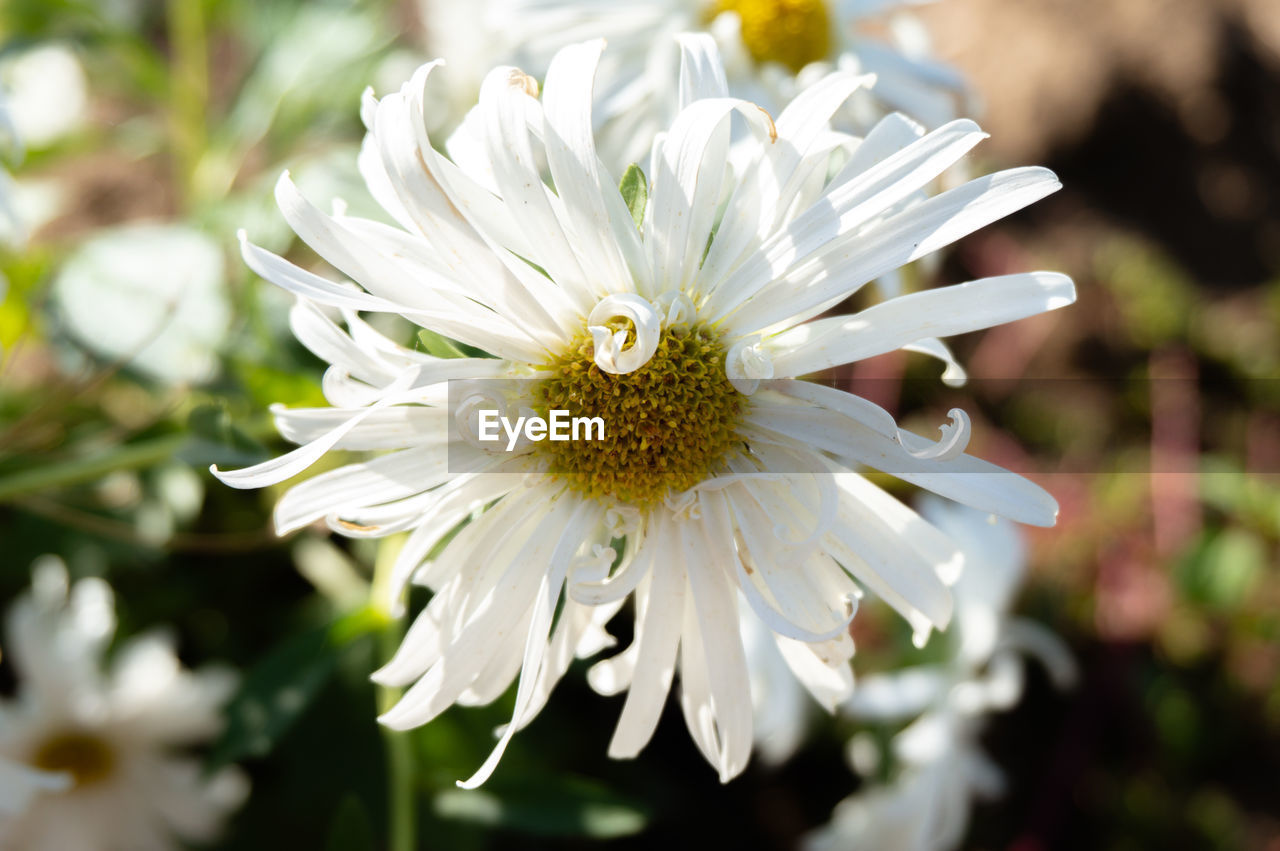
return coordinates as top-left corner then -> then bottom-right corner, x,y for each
32,731 -> 115,787
712,0 -> 833,73
536,322 -> 745,508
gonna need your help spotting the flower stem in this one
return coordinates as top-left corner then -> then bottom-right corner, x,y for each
374,538 -> 416,851
167,0 -> 209,207
0,432 -> 187,503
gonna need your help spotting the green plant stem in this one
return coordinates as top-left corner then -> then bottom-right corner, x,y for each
0,432 -> 187,503
167,0 -> 209,207
374,539 -> 416,851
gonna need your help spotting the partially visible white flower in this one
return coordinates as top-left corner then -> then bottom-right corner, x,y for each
0,558 -> 247,851
805,708 -> 1004,851
51,223 -> 231,385
806,499 -> 1076,851
0,759 -> 69,823
414,0 -> 523,133
418,0 -> 968,165
0,44 -> 87,150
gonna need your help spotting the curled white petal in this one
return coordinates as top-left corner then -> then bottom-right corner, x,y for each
761,449 -> 838,552
725,336 -> 773,395
455,390 -> 504,450
903,337 -> 969,387
664,488 -> 702,521
656,290 -> 696,326
569,543 -> 652,606
604,504 -> 642,538
999,617 -> 1079,691
901,408 -> 971,461
568,544 -> 615,587
454,387 -> 536,454
587,294 -> 661,374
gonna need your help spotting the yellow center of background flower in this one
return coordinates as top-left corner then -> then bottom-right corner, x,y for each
32,731 -> 115,786
712,0 -> 832,73
536,323 -> 745,508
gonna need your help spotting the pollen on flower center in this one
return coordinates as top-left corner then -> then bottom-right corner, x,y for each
535,322 -> 745,508
32,731 -> 115,786
712,0 -> 832,73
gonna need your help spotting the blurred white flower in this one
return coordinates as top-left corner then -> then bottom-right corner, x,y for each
418,0 -> 968,166
805,708 -> 1005,851
51,223 -> 231,385
805,499 -> 1077,851
0,557 -> 247,851
0,44 -> 87,150
219,36 -> 1071,786
0,759 -> 69,824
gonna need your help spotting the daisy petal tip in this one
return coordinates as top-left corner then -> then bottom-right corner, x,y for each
273,171 -> 302,205
1051,275 -> 1078,308
375,707 -> 413,731
368,664 -> 399,687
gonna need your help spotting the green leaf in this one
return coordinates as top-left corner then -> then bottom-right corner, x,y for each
1175,528 -> 1265,610
325,795 -> 376,851
619,164 -> 647,229
236,360 -> 328,409
416,330 -> 468,359
434,774 -> 649,839
206,621 -> 340,773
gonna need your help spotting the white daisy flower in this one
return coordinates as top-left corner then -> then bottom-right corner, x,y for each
0,760 -> 69,824
216,36 -> 1073,786
0,558 -> 247,851
805,708 -> 1004,851
420,0 -> 967,166
805,499 -> 1077,851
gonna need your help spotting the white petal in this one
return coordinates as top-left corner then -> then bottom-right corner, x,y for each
458,501 -> 594,788
727,167 -> 1063,334
209,371 -> 417,489
681,515 -> 753,781
645,97 -> 774,296
272,445 -> 449,535
542,39 -> 648,298
607,518 -> 685,759
477,66 -> 593,312
902,337 -> 968,387
676,33 -> 728,108
708,119 -> 989,322
768,272 -> 1077,377
271,404 -> 445,450
377,495 -> 577,729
